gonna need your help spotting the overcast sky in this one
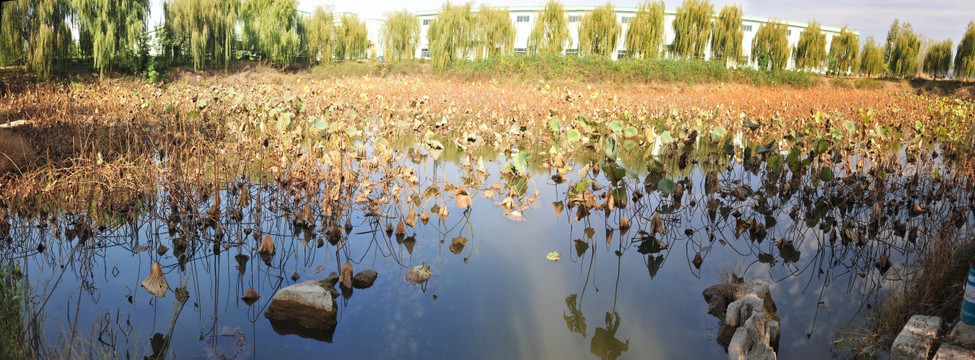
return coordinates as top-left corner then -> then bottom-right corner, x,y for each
150,1 -> 973,45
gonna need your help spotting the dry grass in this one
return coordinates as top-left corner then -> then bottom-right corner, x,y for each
0,129 -> 36,175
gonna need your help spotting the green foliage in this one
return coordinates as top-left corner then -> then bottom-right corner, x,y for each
922,40 -> 953,78
240,0 -> 301,67
887,20 -> 920,78
625,0 -> 665,59
449,54 -> 817,88
0,2 -> 25,66
164,0 -> 239,71
671,0 -> 713,59
381,10 -> 420,62
0,0 -> 73,78
427,2 -> 475,69
793,21 -> 827,71
883,18 -> 902,65
336,14 -> 369,61
0,267 -> 25,360
474,5 -> 516,59
752,19 -> 789,72
303,6 -> 334,64
475,6 -> 514,58
578,3 -> 620,58
710,5 -> 743,66
528,0 -> 570,56
827,27 -> 859,75
860,36 -> 885,77
73,0 -> 150,77
955,21 -> 975,79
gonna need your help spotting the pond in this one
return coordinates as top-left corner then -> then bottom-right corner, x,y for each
2,121 -> 972,359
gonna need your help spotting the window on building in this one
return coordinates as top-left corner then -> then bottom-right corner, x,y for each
516,15 -> 530,23
787,30 -> 792,36
514,48 -> 527,55
422,19 -> 430,26
565,48 -> 578,56
621,17 -> 632,24
569,15 -> 580,23
617,50 -> 627,59
742,25 -> 753,32
421,48 -> 430,58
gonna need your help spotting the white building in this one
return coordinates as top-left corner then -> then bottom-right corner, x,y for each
407,6 -> 854,69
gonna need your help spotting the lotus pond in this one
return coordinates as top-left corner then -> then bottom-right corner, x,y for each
0,72 -> 974,359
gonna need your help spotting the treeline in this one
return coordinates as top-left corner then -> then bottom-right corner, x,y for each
1,0 -> 974,81
0,0 -> 370,78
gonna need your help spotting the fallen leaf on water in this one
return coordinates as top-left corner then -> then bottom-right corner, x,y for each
547,251 -> 561,261
405,264 -> 433,285
241,288 -> 260,305
340,261 -> 354,288
141,263 -> 169,298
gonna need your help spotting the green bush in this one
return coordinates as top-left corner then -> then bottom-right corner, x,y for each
448,54 -> 816,87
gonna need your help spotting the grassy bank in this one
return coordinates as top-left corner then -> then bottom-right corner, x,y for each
842,236 -> 975,357
447,54 -> 819,87
303,55 -> 819,87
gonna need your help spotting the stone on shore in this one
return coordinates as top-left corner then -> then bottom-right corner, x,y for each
890,315 -> 941,360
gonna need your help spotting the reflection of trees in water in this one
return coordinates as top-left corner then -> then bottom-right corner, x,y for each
0,142 -> 497,357
0,126 -> 972,357
551,137 -> 974,344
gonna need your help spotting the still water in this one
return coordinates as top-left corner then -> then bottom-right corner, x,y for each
3,135 -> 971,359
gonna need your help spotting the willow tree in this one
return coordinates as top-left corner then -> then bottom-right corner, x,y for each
527,0 -> 570,56
709,5 -> 743,65
73,0 -> 150,77
955,21 -> 975,80
751,20 -> 789,72
578,3 -> 620,58
336,14 -> 368,61
887,21 -> 920,77
793,21 -> 826,71
303,6 -> 334,64
164,0 -> 239,70
476,6 -> 514,58
671,0 -> 713,59
381,10 -> 420,61
0,0 -> 73,77
859,37 -> 884,77
922,40 -> 953,78
427,3 -> 474,69
827,27 -> 859,75
625,0 -> 664,59
0,1 -> 25,66
240,0 -> 301,67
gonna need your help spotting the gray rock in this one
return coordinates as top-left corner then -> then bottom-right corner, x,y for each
352,270 -> 378,289
706,279 -> 780,360
948,321 -> 975,349
323,272 -> 339,287
891,315 -> 941,360
933,344 -> 975,360
264,280 -> 337,330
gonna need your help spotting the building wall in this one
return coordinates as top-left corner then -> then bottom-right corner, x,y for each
411,6 -> 854,70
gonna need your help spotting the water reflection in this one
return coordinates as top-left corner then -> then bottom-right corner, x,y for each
0,128 -> 972,359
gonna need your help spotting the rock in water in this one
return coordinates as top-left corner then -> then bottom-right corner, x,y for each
141,263 -> 169,298
265,280 -> 338,342
352,270 -> 378,289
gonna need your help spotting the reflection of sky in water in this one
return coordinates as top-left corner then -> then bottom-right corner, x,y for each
12,148 -> 965,360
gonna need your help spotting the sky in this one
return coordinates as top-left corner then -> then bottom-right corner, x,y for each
150,0 -> 974,45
